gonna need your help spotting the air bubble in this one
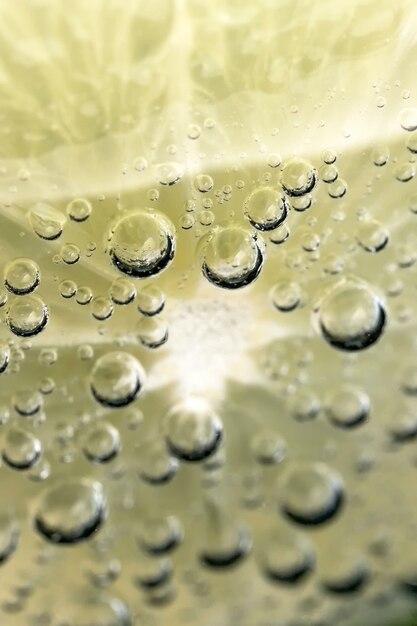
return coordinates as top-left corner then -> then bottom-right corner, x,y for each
4,258 -> 40,295
194,174 -> 214,193
328,178 -> 347,198
66,198 -> 92,222
372,144 -> 389,167
270,281 -> 301,312
137,285 -> 165,316
35,479 -> 106,544
280,463 -> 344,525
59,280 -> 77,299
76,286 -> 93,305
137,316 -> 168,349
357,221 -> 389,252
200,499 -> 251,569
60,243 -> 81,265
28,203 -> 65,240
201,225 -> 264,289
280,157 -> 317,197
318,281 -> 386,351
92,296 -> 113,321
0,514 -> 19,564
395,162 -> 415,182
13,389 -> 43,416
7,294 -> 49,337
90,351 -> 145,408
137,515 -> 183,555
245,186 -> 288,231
270,224 -> 290,244
250,430 -> 286,465
399,107 -> 417,131
154,162 -> 183,186
259,525 -> 314,584
82,422 -> 121,463
2,426 -> 41,470
165,397 -> 223,462
109,278 -> 136,305
326,386 -> 370,428
108,210 -> 175,278
139,442 -> 178,485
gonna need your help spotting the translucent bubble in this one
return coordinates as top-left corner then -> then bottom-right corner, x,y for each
322,149 -> 337,164
165,397 -> 223,462
39,377 -> 55,395
200,500 -> 251,569
194,174 -> 214,193
0,342 -> 10,374
399,107 -> 417,131
301,232 -> 320,252
201,225 -> 264,289
406,133 -> 417,154
84,556 -> 121,588
76,286 -> 93,305
187,123 -> 201,139
60,243 -> 81,265
35,479 -> 106,544
59,279 -> 77,299
4,258 -> 40,295
318,281 -> 386,351
259,525 -> 314,584
291,194 -> 312,211
395,162 -> 415,182
133,156 -> 148,172
28,203 -> 66,240
137,515 -> 183,555
90,352 -> 145,408
154,161 -> 184,186
13,389 -> 43,416
2,426 -> 41,470
280,157 -> 317,197
108,210 -> 175,278
319,164 -> 338,183
199,209 -> 215,226
357,221 -> 389,252
320,550 -> 369,594
388,409 -> 417,442
328,178 -> 347,198
66,198 -> 92,222
372,144 -> 389,166
245,186 -> 288,231
78,344 -> 94,361
7,294 -> 49,337
137,315 -> 168,349
137,285 -> 165,316
270,280 -> 301,312
180,213 -> 195,230
82,422 -> 121,463
267,153 -> 281,168
139,442 -> 178,485
290,389 -> 320,422
38,348 -> 57,366
134,556 -> 173,589
109,278 -> 136,305
280,463 -> 344,525
326,386 -> 370,428
270,224 -> 290,244
250,430 -> 286,465
0,514 -> 19,565
91,296 -> 113,321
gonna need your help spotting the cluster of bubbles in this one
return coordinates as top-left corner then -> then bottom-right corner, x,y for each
2,105 -> 417,626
